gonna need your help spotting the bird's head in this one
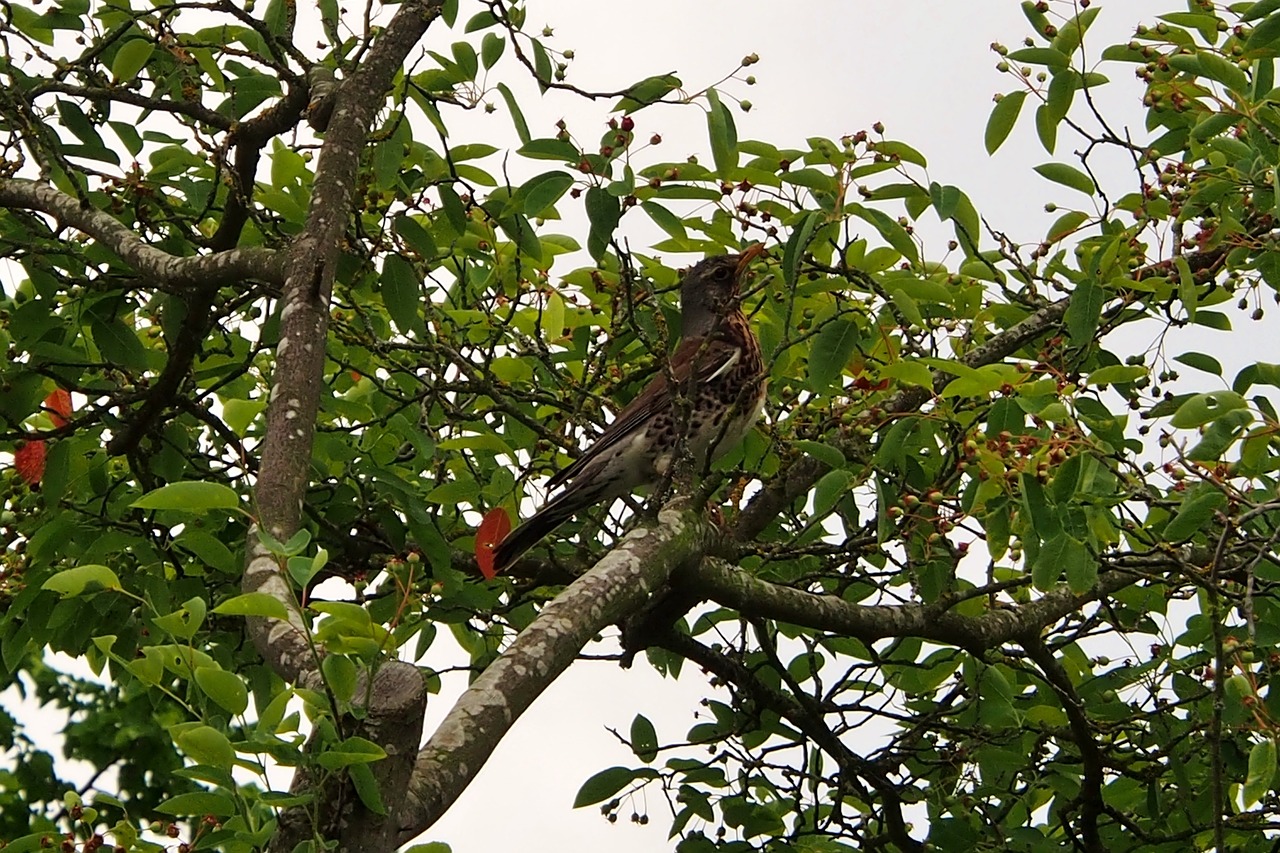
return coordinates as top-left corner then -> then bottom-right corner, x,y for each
679,244 -> 765,337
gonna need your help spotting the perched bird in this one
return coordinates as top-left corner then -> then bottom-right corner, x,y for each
491,247 -> 768,574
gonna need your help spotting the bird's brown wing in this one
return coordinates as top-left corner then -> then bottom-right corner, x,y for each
545,335 -> 743,492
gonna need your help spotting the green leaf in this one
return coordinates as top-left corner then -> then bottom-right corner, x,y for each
1164,487 -> 1227,541
613,73 -> 681,112
1007,47 -> 1072,68
195,667 -> 249,715
519,171 -> 574,217
585,186 -> 621,261
783,211 -> 820,287
1088,365 -> 1147,386
394,215 -> 439,260
315,736 -> 387,769
287,547 -> 329,588
1064,278 -> 1105,344
1174,352 -> 1223,376
518,138 -> 579,162
1245,739 -> 1277,808
322,654 -> 359,703
530,38 -> 552,89
1175,255 -> 1197,323
848,204 -> 918,264
630,714 -> 659,763
155,791 -> 237,816
1062,537 -> 1098,593
985,90 -> 1027,154
176,724 -> 235,768
480,33 -> 505,69
213,592 -> 291,620
449,143 -> 498,161
133,481 -> 240,511
382,254 -> 426,337
496,212 -> 543,261
1035,104 -> 1058,154
573,766 -> 640,808
705,88 -> 738,176
1033,162 -> 1095,195
496,82 -> 531,144
929,182 -> 961,220
1170,391 -> 1249,428
350,762 -> 387,815
1192,50 -> 1250,93
42,564 -> 123,598
438,183 -> 468,235
1247,14 -> 1280,50
812,469 -> 855,520
90,317 -> 148,369
112,39 -> 154,82
451,41 -> 478,80
879,360 -> 934,389
793,440 -> 846,469
641,201 -> 686,240
807,318 -> 860,391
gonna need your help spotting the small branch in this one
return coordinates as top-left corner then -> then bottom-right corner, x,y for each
105,283 -> 220,456
1022,635 -> 1106,853
0,177 -> 284,289
25,81 -> 235,130
657,629 -> 923,852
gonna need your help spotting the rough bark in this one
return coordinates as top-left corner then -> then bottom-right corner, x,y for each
0,177 -> 284,290
397,501 -> 719,841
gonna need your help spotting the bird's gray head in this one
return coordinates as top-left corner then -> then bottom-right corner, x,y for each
679,246 -> 763,337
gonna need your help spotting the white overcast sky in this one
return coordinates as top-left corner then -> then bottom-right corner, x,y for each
12,1 -> 1255,851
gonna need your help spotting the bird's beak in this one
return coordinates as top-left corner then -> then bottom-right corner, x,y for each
736,243 -> 767,279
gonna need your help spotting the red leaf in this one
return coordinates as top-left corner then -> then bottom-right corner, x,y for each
14,440 -> 47,485
475,507 -> 512,580
45,389 -> 73,427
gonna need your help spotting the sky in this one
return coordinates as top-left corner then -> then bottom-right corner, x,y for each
6,1 -> 1249,851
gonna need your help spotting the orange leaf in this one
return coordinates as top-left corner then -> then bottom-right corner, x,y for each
45,389 -> 73,427
14,440 -> 46,485
475,507 -> 512,580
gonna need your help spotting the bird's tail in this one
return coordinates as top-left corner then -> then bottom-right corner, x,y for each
491,493 -> 580,575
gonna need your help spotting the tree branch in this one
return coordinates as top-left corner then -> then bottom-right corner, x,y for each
1021,635 -> 1106,853
683,556 -> 1134,654
0,177 -> 284,289
247,0 -> 446,674
656,629 -> 924,852
397,501 -> 719,841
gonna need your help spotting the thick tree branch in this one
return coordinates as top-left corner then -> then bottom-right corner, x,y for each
0,178 -> 284,289
397,502 -> 719,841
270,662 -> 426,853
247,0 -> 446,674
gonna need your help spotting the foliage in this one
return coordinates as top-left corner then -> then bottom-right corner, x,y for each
6,0 -> 1280,851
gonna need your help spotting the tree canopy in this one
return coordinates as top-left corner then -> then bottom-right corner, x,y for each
7,0 -> 1280,850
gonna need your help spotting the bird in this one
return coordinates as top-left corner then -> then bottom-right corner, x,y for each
490,246 -> 768,574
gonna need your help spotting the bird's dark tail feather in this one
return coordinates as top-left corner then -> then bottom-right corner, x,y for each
491,496 -> 578,575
